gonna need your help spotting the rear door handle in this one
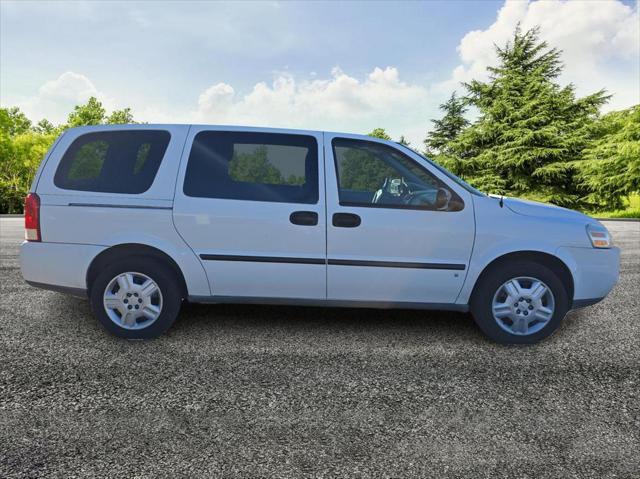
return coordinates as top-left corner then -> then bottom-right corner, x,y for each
290,211 -> 318,226
332,213 -> 361,228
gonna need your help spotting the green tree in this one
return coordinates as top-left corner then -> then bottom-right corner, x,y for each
0,101 -> 139,213
398,135 -> 410,146
66,96 -> 106,127
0,108 -> 35,211
33,118 -> 57,135
107,107 -> 136,125
0,130 -> 57,213
571,105 -> 640,210
367,128 -> 392,140
424,92 -> 469,157
449,26 -> 609,207
0,107 -> 32,136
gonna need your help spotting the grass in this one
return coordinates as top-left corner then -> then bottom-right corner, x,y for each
518,191 -> 640,219
591,193 -> 640,219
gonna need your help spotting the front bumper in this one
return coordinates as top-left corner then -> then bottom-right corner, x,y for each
571,297 -> 605,309
556,246 -> 620,307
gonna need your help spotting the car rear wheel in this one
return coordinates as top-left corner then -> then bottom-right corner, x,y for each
470,260 -> 569,344
90,258 -> 182,339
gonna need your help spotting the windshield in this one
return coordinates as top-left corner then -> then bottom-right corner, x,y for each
396,144 -> 486,197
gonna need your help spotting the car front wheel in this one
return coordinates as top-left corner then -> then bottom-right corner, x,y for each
470,260 -> 570,344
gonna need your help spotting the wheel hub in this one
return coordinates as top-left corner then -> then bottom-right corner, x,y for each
491,276 -> 555,336
103,272 -> 163,330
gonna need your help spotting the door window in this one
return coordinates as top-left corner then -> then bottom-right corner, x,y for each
184,131 -> 318,204
332,138 -> 463,211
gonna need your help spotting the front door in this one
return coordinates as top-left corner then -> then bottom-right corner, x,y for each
324,134 -> 475,305
173,128 -> 326,300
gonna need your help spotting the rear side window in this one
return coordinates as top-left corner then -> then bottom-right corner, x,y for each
54,130 -> 171,193
184,131 -> 318,204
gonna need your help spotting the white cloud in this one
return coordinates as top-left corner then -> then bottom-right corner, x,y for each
190,0 -> 639,144
5,1 -> 637,147
192,66 -> 436,146
4,67 -> 435,145
14,71 -> 111,124
442,0 -> 640,111
38,71 -> 99,103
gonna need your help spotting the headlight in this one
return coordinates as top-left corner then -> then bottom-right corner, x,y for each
586,224 -> 612,248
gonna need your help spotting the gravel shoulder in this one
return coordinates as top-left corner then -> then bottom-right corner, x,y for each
1,218 -> 639,478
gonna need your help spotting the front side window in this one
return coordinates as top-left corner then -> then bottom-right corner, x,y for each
184,131 -> 318,204
54,130 -> 170,193
332,138 -> 464,211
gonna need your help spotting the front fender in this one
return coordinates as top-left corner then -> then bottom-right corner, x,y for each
456,237 -> 573,305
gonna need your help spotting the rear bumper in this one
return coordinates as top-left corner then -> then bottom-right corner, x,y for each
20,241 -> 105,294
557,246 -> 620,306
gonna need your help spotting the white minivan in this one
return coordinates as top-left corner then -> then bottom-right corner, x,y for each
20,125 -> 620,343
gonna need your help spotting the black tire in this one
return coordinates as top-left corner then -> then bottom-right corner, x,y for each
89,257 -> 183,339
470,260 -> 569,344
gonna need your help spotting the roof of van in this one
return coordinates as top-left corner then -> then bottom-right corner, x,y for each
63,123 -> 389,143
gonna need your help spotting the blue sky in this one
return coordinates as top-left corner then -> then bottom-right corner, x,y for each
1,1 -> 638,145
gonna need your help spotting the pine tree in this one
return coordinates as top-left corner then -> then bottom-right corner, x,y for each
450,26 -> 609,207
571,105 -> 640,210
424,92 -> 469,156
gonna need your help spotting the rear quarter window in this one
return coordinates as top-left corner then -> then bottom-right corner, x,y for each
54,130 -> 171,194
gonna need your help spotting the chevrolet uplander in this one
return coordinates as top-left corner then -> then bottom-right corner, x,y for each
20,125 -> 620,343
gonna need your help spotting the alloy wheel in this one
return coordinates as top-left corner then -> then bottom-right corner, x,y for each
491,276 -> 555,336
103,272 -> 163,330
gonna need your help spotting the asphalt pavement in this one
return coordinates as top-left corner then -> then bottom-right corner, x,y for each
1,217 -> 638,478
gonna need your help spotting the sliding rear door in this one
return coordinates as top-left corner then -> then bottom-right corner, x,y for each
173,127 -> 326,300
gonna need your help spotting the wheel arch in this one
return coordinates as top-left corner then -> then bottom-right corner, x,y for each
469,250 -> 574,304
86,243 -> 188,298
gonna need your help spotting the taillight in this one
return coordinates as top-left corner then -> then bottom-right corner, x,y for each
24,193 -> 41,241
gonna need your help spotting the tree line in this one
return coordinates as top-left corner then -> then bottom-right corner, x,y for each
0,98 -> 137,213
1,26 -> 638,214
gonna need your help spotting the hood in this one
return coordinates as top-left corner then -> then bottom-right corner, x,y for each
501,197 -> 592,222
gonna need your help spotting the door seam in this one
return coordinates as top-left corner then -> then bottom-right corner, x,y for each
322,132 -> 329,300
169,125 -> 215,296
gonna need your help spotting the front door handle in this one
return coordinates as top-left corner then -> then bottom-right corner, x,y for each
290,211 -> 318,226
332,213 -> 361,228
